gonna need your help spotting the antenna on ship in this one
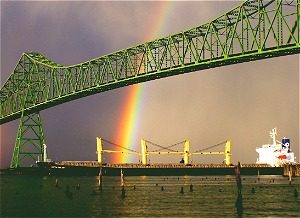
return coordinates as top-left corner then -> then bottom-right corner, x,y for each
270,128 -> 277,146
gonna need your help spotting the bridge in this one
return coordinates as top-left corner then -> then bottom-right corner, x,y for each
1,0 -> 299,168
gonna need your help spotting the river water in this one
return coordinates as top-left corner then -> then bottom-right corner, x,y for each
1,175 -> 299,217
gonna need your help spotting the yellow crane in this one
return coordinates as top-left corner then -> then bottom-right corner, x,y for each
96,137 -> 231,166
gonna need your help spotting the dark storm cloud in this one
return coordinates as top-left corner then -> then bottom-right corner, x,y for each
1,1 -> 299,168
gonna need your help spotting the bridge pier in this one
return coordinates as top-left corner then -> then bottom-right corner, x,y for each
10,111 -> 46,168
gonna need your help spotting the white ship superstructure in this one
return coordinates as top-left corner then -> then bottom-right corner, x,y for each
256,128 -> 296,167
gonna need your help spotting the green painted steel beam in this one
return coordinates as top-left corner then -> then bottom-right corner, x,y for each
10,112 -> 45,168
1,0 -> 300,125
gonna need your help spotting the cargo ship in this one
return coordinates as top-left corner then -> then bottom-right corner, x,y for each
32,161 -> 283,176
3,128 -> 297,176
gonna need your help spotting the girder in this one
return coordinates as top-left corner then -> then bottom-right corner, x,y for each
1,0 -> 299,124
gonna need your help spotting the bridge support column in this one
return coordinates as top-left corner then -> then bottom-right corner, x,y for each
96,137 -> 103,164
10,111 -> 46,168
225,140 -> 231,165
141,139 -> 147,165
184,140 -> 190,165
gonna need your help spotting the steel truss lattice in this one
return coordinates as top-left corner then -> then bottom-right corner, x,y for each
10,112 -> 46,168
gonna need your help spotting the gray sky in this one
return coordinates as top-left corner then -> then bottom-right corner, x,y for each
1,1 -> 299,168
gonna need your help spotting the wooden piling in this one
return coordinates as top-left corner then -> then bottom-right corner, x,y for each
180,187 -> 184,194
98,168 -> 103,191
189,184 -> 193,192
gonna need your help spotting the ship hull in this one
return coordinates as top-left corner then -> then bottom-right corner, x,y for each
2,162 -> 284,176
101,166 -> 283,176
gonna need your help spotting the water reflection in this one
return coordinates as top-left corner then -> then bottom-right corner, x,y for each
1,175 -> 299,217
235,162 -> 244,217
236,191 -> 243,218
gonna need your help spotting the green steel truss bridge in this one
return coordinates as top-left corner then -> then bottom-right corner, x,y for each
1,0 -> 300,167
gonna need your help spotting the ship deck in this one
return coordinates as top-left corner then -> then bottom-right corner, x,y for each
54,161 -> 276,169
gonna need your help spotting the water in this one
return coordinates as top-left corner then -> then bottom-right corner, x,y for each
1,175 -> 299,217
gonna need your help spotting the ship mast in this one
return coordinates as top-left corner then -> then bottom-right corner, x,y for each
270,128 -> 277,146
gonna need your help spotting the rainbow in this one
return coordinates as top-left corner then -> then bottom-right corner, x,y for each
112,1 -> 173,163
